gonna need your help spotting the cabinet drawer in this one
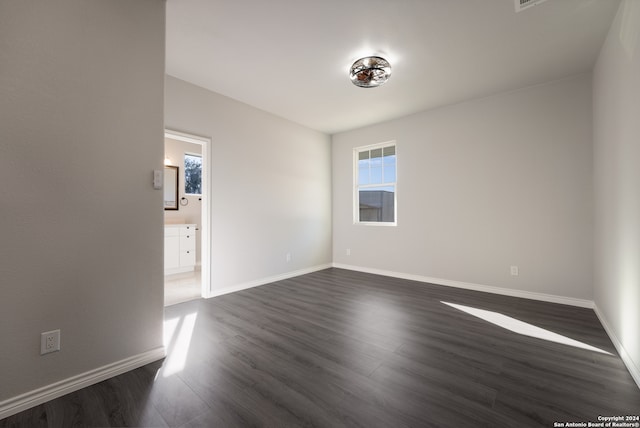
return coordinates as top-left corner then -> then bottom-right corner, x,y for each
180,249 -> 196,267
180,225 -> 197,236
180,234 -> 195,250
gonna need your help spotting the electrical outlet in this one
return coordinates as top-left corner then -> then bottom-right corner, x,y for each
286,253 -> 291,263
510,266 -> 519,276
346,248 -> 351,256
41,330 -> 61,355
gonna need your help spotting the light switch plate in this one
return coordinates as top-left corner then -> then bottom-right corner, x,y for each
153,170 -> 162,189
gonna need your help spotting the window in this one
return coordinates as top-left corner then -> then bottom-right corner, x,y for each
184,153 -> 202,195
355,142 -> 396,224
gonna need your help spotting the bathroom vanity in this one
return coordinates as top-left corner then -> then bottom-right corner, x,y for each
164,224 -> 197,275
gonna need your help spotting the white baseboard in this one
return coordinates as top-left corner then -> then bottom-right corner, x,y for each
332,263 -> 594,308
594,305 -> 640,390
0,347 -> 165,420
207,263 -> 333,298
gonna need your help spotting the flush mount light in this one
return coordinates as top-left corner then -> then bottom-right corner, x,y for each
349,56 -> 392,88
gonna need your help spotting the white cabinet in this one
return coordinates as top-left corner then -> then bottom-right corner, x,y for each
165,224 -> 197,275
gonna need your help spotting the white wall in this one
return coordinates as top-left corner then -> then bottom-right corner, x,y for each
593,0 -> 640,386
165,137 -> 203,267
333,74 -> 593,301
0,0 -> 165,409
164,76 -> 332,293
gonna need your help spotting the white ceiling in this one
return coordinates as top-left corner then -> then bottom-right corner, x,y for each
166,0 -> 619,135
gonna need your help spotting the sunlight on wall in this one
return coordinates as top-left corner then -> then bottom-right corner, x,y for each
442,302 -> 611,355
620,0 -> 640,60
162,312 -> 198,377
619,247 -> 639,364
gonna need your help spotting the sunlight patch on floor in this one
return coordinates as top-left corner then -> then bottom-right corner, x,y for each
162,312 -> 198,377
442,301 -> 611,355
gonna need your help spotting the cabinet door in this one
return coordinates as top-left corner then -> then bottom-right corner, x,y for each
180,234 -> 195,251
164,236 -> 180,270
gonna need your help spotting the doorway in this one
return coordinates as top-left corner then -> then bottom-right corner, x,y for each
163,130 -> 211,305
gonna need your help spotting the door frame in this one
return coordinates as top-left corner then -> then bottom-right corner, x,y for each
164,129 -> 212,299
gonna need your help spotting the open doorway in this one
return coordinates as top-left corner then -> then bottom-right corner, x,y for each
163,130 -> 211,306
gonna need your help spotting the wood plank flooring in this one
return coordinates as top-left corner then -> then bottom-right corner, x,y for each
2,268 -> 639,427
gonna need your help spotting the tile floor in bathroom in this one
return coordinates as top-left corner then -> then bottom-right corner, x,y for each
164,270 -> 201,306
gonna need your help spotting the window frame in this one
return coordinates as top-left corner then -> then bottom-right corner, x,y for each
183,152 -> 203,196
353,141 -> 397,226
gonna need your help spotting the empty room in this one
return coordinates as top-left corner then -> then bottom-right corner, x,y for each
1,0 -> 639,427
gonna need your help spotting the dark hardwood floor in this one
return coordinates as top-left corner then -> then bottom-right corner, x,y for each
2,268 -> 639,427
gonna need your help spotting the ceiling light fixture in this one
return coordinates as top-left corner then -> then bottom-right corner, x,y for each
349,56 -> 391,88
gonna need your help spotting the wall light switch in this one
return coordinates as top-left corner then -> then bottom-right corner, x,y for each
153,170 -> 162,190
510,266 -> 519,276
